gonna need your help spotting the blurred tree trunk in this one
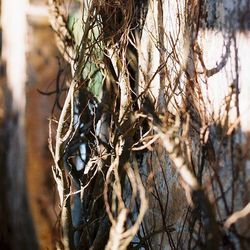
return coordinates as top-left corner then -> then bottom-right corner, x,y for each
25,2 -> 61,248
0,0 -> 38,249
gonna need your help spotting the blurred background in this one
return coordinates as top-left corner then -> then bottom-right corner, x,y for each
0,0 -> 62,249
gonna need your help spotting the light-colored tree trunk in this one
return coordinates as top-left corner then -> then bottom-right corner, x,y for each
0,0 -> 38,249
139,0 -> 250,249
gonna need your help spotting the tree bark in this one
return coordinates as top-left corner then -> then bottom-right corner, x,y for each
0,0 -> 38,249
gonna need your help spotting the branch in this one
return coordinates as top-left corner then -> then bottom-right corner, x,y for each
224,202 -> 250,229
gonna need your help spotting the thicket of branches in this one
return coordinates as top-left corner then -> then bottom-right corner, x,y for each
48,1 -> 250,249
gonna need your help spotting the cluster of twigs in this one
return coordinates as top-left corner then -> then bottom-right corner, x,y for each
48,1 -> 250,249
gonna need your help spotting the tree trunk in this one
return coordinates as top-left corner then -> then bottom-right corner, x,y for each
0,0 -> 38,249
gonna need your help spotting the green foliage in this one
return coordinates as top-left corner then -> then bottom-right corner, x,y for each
68,10 -> 103,101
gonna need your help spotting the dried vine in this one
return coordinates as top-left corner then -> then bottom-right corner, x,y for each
48,1 -> 250,249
